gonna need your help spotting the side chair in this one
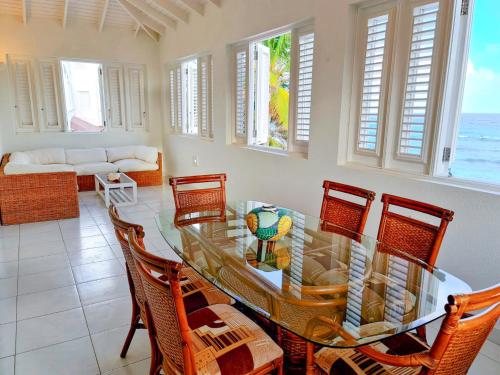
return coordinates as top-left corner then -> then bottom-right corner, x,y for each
169,173 -> 227,211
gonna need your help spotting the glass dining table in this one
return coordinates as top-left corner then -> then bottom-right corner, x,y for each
155,201 -> 471,374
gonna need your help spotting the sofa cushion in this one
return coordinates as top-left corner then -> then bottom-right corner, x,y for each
106,146 -> 137,163
66,148 -> 107,165
114,159 -> 158,172
4,163 -> 74,175
73,162 -> 118,176
10,148 -> 66,165
134,146 -> 158,163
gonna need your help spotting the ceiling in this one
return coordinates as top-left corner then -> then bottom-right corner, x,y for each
0,0 -> 220,40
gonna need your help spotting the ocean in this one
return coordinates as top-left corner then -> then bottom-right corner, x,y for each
451,113 -> 500,185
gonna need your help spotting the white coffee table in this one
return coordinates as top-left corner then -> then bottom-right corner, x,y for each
95,173 -> 137,208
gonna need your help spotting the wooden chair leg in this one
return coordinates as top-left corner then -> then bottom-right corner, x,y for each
416,326 -> 427,342
306,342 -> 315,375
120,302 -> 141,358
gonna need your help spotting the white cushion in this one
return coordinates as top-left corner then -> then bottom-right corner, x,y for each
73,162 -> 118,176
66,148 -> 107,165
114,159 -> 158,172
4,163 -> 74,175
134,146 -> 158,163
10,148 -> 66,165
106,146 -> 137,163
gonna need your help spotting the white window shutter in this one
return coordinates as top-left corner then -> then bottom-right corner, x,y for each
199,55 -> 212,138
357,14 -> 390,153
234,46 -> 248,139
104,64 -> 126,130
398,2 -> 440,159
8,55 -> 38,132
187,60 -> 198,134
38,59 -> 63,131
168,67 -> 177,129
253,43 -> 270,145
176,66 -> 183,131
125,65 -> 147,131
294,30 -> 315,144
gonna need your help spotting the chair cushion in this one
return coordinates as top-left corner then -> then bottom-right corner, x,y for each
113,159 -> 158,172
4,163 -> 74,175
106,146 -> 137,162
134,145 -> 158,163
314,332 -> 429,374
10,148 -> 66,165
73,162 -> 118,176
185,304 -> 283,375
66,148 -> 107,165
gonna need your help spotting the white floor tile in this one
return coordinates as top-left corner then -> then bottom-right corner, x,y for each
20,230 -> 63,247
18,253 -> 70,276
0,323 -> 16,358
19,240 -> 66,259
92,326 -> 151,373
20,221 -> 60,235
77,275 -> 129,306
0,277 -> 17,299
0,225 -> 19,237
17,285 -> 81,320
84,297 -> 132,334
62,225 -> 102,240
68,246 -> 116,267
18,267 -> 75,295
16,308 -> 88,353
102,359 -> 150,375
469,353 -> 500,374
0,237 -> 20,251
480,339 -> 500,365
0,297 -> 16,324
0,248 -> 18,263
0,261 -> 17,280
66,235 -> 109,252
72,259 -> 124,284
15,336 -> 100,375
59,217 -> 97,230
0,356 -> 14,375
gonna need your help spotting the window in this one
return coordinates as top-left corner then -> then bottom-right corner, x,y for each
168,55 -> 213,139
439,0 -> 500,185
61,61 -> 105,133
348,0 -> 453,174
232,23 -> 315,154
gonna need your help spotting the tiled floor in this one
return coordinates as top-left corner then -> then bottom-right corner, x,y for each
0,185 -> 499,374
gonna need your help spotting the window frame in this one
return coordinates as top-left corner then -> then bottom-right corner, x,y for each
230,21 -> 315,155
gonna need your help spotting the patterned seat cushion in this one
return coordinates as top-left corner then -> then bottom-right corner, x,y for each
186,304 -> 283,375
315,332 -> 429,374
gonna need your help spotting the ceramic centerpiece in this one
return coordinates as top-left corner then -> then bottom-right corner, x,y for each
246,205 -> 292,241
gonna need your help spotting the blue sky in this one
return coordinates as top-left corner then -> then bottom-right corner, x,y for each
462,0 -> 500,113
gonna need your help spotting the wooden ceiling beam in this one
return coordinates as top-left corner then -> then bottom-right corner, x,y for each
142,24 -> 160,42
151,0 -> 189,23
21,0 -> 27,24
99,0 -> 110,32
179,0 -> 204,16
134,22 -> 141,37
124,0 -> 177,30
208,0 -> 221,7
116,0 -> 164,39
62,0 -> 69,28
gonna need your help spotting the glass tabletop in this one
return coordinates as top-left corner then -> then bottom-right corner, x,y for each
155,201 -> 471,348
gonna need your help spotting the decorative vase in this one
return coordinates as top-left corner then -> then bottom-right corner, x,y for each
246,205 -> 292,242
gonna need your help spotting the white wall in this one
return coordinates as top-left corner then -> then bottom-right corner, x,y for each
0,15 -> 163,153
159,0 -> 500,292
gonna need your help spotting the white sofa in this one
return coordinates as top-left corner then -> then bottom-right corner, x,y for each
4,145 -> 159,176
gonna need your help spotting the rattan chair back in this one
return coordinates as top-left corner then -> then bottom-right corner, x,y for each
169,173 -> 227,211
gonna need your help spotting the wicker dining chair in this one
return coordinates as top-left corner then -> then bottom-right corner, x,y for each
169,173 -> 227,211
108,205 -> 232,358
377,194 -> 454,267
127,227 -> 284,375
314,283 -> 500,375
320,180 -> 375,236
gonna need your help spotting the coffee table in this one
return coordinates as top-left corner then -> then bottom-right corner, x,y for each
94,173 -> 137,208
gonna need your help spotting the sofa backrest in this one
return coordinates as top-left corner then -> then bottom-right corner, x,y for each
10,148 -> 66,165
107,146 -> 157,164
66,148 -> 107,165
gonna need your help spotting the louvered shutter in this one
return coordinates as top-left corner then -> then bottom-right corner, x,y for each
176,66 -> 182,131
104,64 -> 126,130
125,65 -> 147,130
357,14 -> 390,153
38,59 -> 62,131
199,55 -> 212,138
168,67 -> 177,129
294,30 -> 315,144
399,2 -> 440,158
187,60 -> 198,135
8,56 -> 38,132
234,46 -> 248,139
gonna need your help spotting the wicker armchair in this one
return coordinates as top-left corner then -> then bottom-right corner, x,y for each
127,228 -> 284,375
314,283 -> 500,375
169,173 -> 226,210
320,180 -> 375,237
108,205 -> 231,359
